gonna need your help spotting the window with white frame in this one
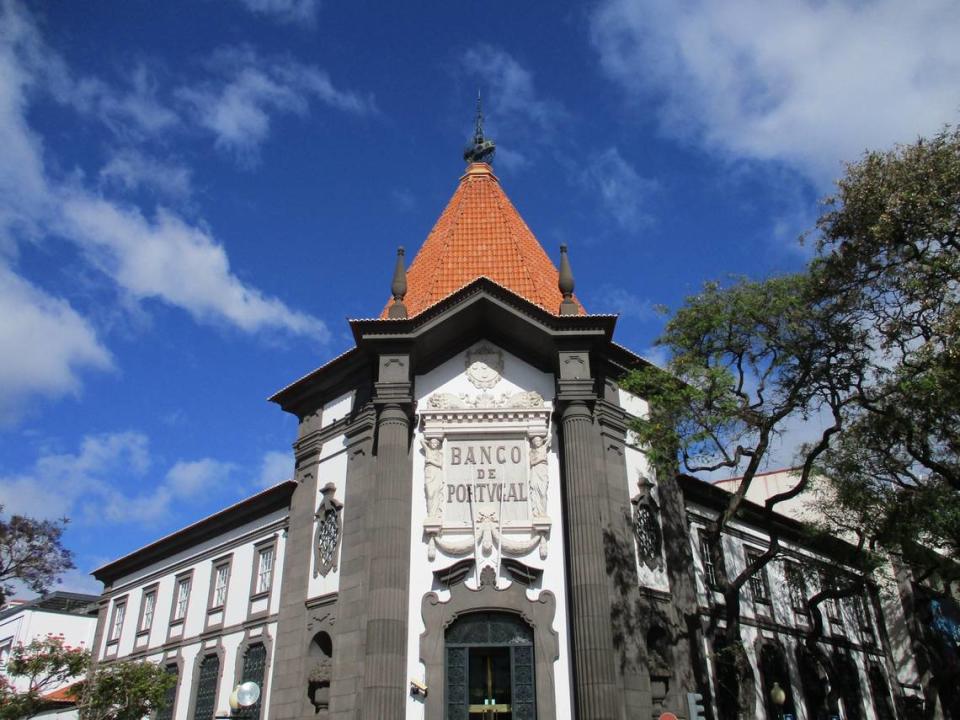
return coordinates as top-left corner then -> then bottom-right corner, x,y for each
173,576 -> 191,621
109,599 -> 126,641
255,545 -> 274,595
698,532 -> 723,589
140,589 -> 157,631
0,639 -> 13,666
820,572 -> 841,622
785,562 -> 808,613
211,563 -> 230,608
745,548 -> 771,604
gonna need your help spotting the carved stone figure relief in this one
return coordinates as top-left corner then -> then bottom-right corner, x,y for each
421,436 -> 444,520
313,483 -> 343,578
419,352 -> 553,580
528,435 -> 550,518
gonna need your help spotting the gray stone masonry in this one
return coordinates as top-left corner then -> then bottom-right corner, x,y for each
558,395 -> 621,720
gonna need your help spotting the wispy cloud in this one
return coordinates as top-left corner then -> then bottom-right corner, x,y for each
0,431 -> 236,525
591,0 -> 960,187
256,450 -> 293,489
0,265 -> 112,425
100,149 -> 193,199
581,147 -> 657,230
591,283 -> 657,321
0,2 -> 331,420
231,0 -> 320,26
178,46 -> 375,164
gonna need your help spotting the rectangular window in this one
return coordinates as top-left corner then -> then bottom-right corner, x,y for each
256,546 -> 274,595
0,639 -> 13,666
211,564 -> 229,608
745,549 -> 771,603
140,589 -> 157,632
853,593 -> 874,637
173,576 -> 191,621
820,572 -> 841,621
109,600 -> 126,641
698,533 -> 721,588
785,562 -> 807,613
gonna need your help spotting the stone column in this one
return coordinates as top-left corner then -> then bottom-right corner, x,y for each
361,355 -> 414,719
556,351 -> 620,720
269,415 -> 322,720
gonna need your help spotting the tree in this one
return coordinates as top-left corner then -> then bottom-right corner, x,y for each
0,507 -> 74,605
812,126 -> 960,565
620,271 -> 869,715
0,635 -> 175,720
621,124 -> 960,717
0,635 -> 88,720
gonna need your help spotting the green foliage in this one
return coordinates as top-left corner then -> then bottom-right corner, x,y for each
813,125 -> 960,562
0,635 -> 89,720
0,635 -> 175,720
0,508 -> 74,605
78,660 -> 177,720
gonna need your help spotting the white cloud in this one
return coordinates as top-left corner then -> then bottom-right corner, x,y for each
592,283 -> 656,320
178,47 -> 375,163
100,149 -> 193,199
58,196 -> 328,338
257,450 -> 293,488
462,44 -> 567,143
233,0 -> 319,25
0,431 -> 235,525
591,0 -> 960,186
0,2 -> 331,418
0,264 -> 112,425
581,147 -> 657,229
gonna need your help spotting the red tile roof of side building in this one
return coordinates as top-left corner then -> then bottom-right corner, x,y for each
381,162 -> 584,318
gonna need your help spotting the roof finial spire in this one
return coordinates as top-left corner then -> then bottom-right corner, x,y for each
463,91 -> 496,166
558,243 -> 578,315
387,246 -> 408,319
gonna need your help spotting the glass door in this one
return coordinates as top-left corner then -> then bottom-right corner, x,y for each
445,612 -> 536,720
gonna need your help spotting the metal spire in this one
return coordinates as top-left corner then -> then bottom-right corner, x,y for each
463,90 -> 496,165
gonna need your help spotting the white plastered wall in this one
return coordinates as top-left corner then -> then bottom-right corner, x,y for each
403,342 -> 573,719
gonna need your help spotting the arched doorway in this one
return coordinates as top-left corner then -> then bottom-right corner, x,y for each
758,643 -> 796,719
444,611 -> 535,719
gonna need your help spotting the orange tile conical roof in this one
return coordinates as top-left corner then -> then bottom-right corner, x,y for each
381,162 -> 584,318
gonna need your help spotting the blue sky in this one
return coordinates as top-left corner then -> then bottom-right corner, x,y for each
1,0 -> 958,595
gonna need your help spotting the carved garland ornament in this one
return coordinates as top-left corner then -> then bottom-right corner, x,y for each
313,483 -> 343,578
631,475 -> 663,571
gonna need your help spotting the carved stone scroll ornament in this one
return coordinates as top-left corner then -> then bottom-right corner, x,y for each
426,390 -> 544,410
313,483 -> 343,578
426,515 -> 550,562
631,475 -> 664,572
465,344 -> 504,389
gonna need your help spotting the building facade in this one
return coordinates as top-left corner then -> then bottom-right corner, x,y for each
86,132 -> 944,720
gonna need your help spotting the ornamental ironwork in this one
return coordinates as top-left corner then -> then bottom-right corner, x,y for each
314,483 -> 343,578
631,475 -> 663,571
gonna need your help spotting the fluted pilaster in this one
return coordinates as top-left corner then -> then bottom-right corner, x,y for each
560,399 -> 620,719
361,402 -> 412,719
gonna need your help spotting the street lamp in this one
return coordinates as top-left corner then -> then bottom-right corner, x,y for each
770,681 -> 786,720
215,681 -> 261,719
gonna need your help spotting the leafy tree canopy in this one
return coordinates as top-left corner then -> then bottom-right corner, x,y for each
0,507 -> 74,605
0,635 -> 175,720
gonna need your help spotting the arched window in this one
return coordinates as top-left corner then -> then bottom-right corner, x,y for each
867,664 -> 896,720
445,612 -> 535,720
832,652 -> 864,720
240,643 -> 267,720
758,644 -> 795,719
795,646 -> 830,720
307,632 -> 333,715
193,654 -> 220,720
